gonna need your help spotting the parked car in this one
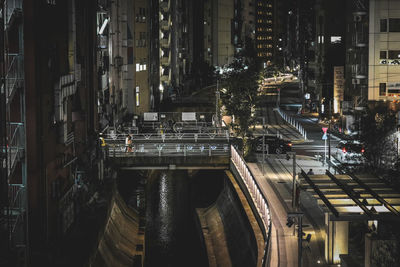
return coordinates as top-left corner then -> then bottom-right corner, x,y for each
252,135 -> 292,154
335,141 -> 365,164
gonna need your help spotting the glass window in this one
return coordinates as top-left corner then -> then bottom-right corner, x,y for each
380,19 -> 387,32
380,50 -> 387,59
388,50 -> 400,59
379,83 -> 386,96
389,18 -> 400,32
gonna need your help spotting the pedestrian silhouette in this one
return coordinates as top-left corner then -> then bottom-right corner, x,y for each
307,169 -> 314,175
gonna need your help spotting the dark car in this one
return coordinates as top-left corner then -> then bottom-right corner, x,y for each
252,135 -> 292,154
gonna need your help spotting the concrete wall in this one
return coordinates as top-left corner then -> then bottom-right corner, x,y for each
197,170 -> 265,267
89,191 -> 143,267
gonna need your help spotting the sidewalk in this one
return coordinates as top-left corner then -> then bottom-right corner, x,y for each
248,156 -> 329,267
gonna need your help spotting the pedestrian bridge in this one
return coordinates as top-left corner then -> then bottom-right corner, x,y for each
103,132 -> 232,169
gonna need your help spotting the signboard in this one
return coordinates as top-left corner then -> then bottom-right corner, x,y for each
322,133 -> 327,140
182,112 -> 196,121
322,127 -> 328,134
333,66 -> 344,113
144,112 -> 158,121
387,83 -> 400,95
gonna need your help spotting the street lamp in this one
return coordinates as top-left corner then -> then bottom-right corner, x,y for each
287,212 -> 304,267
286,151 -> 297,209
215,80 -> 220,128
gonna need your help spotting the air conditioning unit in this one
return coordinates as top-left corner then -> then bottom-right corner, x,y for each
352,78 -> 360,84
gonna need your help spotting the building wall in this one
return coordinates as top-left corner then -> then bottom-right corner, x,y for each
368,0 -> 400,101
22,0 -> 99,263
211,0 -> 235,66
133,0 -> 150,115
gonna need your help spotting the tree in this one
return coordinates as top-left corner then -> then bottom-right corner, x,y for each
359,104 -> 397,169
220,55 -> 260,139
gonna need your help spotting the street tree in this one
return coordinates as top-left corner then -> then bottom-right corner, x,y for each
220,57 -> 260,139
359,104 -> 398,169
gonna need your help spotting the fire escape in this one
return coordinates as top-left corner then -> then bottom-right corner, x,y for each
1,0 -> 27,265
159,0 -> 171,98
351,0 -> 368,108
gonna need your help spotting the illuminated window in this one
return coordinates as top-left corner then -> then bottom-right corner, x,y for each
136,86 -> 140,106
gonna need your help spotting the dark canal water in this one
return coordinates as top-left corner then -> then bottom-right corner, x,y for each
117,169 -> 225,267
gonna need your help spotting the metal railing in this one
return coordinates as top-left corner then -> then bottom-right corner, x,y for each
7,184 -> 25,242
7,122 -> 24,176
230,145 -> 272,267
5,54 -> 24,104
103,131 -> 231,143
4,0 -> 22,26
106,142 -> 230,158
276,108 -> 308,140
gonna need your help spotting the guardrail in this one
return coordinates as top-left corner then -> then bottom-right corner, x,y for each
276,108 -> 307,140
230,145 -> 272,267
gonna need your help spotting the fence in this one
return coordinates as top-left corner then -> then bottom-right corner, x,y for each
276,108 -> 308,140
230,145 -> 272,266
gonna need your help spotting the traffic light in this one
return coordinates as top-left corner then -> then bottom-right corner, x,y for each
286,217 -> 294,227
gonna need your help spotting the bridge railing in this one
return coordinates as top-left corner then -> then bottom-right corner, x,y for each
103,131 -> 231,143
230,145 -> 272,267
105,142 -> 230,157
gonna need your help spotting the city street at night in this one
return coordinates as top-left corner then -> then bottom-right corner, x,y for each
2,0 -> 400,267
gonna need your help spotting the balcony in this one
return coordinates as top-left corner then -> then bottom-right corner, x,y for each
352,64 -> 367,79
159,0 -> 170,12
352,32 -> 367,48
160,20 -> 170,31
160,36 -> 170,48
5,54 -> 24,105
4,0 -> 23,28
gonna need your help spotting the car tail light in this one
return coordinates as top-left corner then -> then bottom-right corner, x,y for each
288,143 -> 292,147
361,148 -> 365,153
342,147 -> 347,153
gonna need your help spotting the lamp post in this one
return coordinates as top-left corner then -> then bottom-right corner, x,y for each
288,212 -> 304,267
286,152 -> 297,209
215,80 -> 220,128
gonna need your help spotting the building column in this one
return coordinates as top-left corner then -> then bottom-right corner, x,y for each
324,213 -> 349,264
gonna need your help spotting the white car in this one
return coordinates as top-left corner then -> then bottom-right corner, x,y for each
335,141 -> 365,164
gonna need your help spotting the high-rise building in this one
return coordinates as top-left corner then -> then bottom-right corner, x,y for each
149,0 -> 194,104
1,1 -> 100,265
344,0 -> 368,111
368,0 -> 400,103
255,0 -> 274,65
203,0 -> 235,67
